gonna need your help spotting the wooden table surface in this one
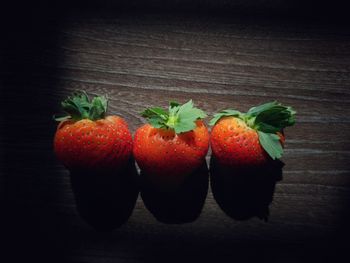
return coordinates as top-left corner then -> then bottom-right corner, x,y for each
2,7 -> 350,263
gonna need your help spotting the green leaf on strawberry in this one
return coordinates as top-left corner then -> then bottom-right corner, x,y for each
141,100 -> 207,134
257,131 -> 283,160
54,91 -> 109,121
89,95 -> 108,121
209,109 -> 243,126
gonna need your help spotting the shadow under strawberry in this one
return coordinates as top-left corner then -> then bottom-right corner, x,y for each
69,158 -> 139,231
210,156 -> 283,221
140,160 -> 209,224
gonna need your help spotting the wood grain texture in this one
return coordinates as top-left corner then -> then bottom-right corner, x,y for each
1,12 -> 350,263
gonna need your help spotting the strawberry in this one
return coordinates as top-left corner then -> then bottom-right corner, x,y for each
210,101 -> 296,166
54,91 -> 133,172
133,100 -> 209,190
53,91 -> 137,230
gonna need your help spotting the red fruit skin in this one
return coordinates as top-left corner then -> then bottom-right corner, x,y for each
133,120 -> 209,189
54,116 -> 133,172
210,117 -> 285,167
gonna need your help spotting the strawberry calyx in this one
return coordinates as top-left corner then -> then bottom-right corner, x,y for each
54,91 -> 108,122
141,100 -> 207,134
210,101 -> 296,160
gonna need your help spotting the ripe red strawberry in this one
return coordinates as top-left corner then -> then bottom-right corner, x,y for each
210,101 -> 295,166
133,100 -> 209,189
54,91 -> 133,172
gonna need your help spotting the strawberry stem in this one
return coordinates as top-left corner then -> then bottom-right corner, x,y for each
244,115 -> 256,128
166,115 -> 178,128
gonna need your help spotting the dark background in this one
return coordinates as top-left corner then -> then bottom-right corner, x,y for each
1,1 -> 350,262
